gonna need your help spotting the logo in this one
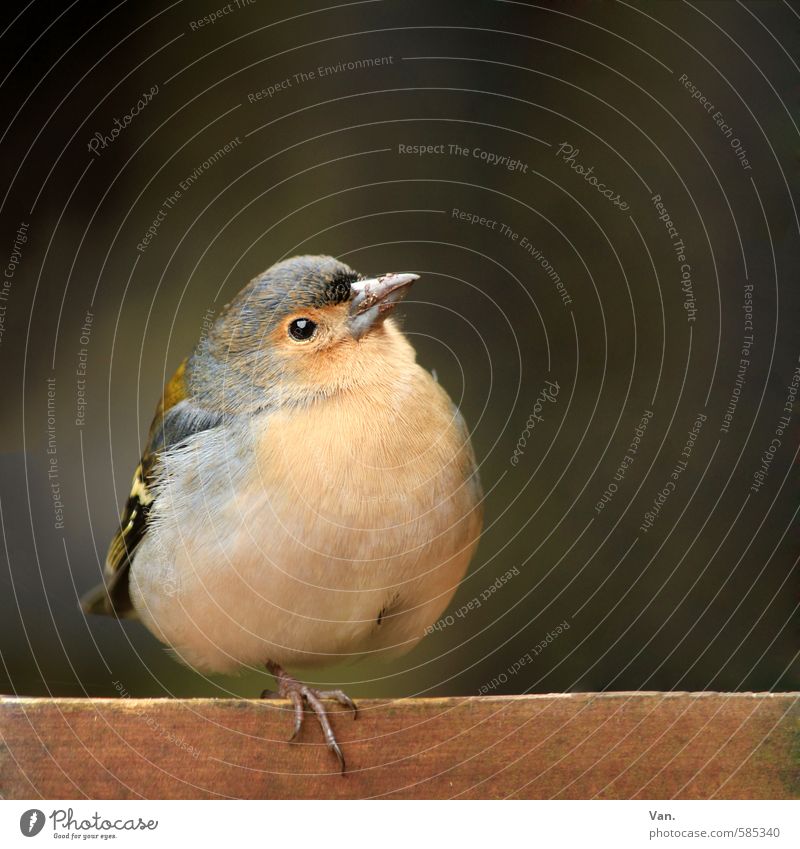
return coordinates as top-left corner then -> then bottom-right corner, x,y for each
19,809 -> 45,837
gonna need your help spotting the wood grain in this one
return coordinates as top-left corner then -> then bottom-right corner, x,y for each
1,693 -> 797,799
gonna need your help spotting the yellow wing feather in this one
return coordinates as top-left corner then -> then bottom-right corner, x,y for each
80,359 -> 189,617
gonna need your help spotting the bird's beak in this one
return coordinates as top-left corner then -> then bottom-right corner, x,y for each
348,272 -> 419,339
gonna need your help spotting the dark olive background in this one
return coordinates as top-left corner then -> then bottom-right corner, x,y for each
0,0 -> 797,701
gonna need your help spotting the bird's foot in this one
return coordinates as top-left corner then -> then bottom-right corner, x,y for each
262,662 -> 357,773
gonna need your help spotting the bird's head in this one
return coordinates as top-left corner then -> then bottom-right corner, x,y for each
187,255 -> 420,411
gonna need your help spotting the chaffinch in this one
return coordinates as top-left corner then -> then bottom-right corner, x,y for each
82,255 -> 483,771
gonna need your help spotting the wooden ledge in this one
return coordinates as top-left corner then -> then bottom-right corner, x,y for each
1,693 -> 797,799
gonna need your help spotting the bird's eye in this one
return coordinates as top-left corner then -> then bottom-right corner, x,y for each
288,317 -> 317,341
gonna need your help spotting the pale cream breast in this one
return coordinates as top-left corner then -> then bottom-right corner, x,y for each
130,327 -> 482,674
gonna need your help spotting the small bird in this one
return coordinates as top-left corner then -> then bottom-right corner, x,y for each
82,255 -> 483,771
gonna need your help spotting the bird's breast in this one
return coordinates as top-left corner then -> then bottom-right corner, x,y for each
254,373 -> 464,535
131,366 -> 482,673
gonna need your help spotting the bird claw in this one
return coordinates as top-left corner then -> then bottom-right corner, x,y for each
316,689 -> 358,719
330,740 -> 346,774
286,688 -> 305,743
263,665 -> 356,773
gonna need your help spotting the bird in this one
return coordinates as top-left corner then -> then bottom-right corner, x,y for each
81,254 -> 483,771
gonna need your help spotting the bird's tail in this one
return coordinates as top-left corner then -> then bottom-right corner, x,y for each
79,582 -> 116,616
79,572 -> 137,619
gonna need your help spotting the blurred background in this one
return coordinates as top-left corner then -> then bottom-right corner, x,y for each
0,0 -> 797,702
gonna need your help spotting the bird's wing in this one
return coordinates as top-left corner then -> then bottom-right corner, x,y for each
80,359 -> 221,617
